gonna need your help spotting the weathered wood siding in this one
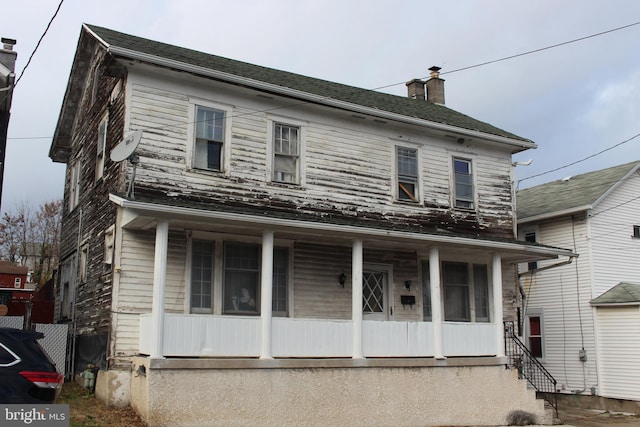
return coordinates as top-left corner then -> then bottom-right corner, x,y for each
125,67 -> 516,238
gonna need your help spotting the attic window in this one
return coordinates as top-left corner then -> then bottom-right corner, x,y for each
634,225 -> 640,239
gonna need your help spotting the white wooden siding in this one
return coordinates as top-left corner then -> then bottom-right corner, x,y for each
589,171 -> 640,297
522,217 -> 598,392
125,70 -> 515,235
596,307 -> 640,400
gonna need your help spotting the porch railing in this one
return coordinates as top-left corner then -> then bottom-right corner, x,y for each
504,321 -> 557,417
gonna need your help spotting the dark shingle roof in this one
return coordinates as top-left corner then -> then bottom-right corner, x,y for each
85,24 -> 528,143
591,282 -> 640,305
517,161 -> 640,221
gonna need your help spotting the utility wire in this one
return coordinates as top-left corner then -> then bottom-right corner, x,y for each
518,131 -> 640,185
441,20 -> 640,76
14,0 -> 65,87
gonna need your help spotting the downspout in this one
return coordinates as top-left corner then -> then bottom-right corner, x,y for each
70,208 -> 83,379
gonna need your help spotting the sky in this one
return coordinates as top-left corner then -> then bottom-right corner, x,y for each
2,0 -> 640,215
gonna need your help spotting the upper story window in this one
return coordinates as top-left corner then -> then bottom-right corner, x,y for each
14,277 -> 21,288
194,105 -> 225,171
633,225 -> 640,238
273,123 -> 300,184
68,157 -> 81,212
96,115 -> 107,180
524,231 -> 538,270
453,157 -> 474,209
397,146 -> 419,202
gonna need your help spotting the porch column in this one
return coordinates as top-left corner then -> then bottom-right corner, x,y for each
260,230 -> 274,359
429,247 -> 445,359
151,219 -> 169,359
352,239 -> 363,359
492,253 -> 505,358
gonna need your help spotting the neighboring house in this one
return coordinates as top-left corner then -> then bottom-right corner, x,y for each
517,161 -> 640,402
0,260 -> 28,305
0,260 -> 55,323
49,24 -> 572,427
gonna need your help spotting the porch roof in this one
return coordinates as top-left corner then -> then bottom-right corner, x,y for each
590,282 -> 640,306
110,194 -> 575,264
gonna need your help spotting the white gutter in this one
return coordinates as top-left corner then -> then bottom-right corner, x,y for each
102,44 -> 535,151
109,194 -> 574,259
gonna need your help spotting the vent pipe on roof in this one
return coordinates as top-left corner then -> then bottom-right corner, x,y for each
426,66 -> 445,105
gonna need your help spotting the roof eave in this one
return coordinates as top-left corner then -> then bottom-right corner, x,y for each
107,45 -> 535,151
518,205 -> 592,225
110,194 -> 574,261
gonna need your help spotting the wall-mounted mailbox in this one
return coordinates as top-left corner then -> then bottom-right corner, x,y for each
400,295 -> 416,306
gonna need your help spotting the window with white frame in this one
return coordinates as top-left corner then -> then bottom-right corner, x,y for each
397,146 -> 419,202
443,261 -> 490,322
453,157 -> 474,209
527,315 -> 544,358
421,261 -> 431,321
68,158 -> 81,211
14,278 -> 21,288
194,105 -> 225,171
191,240 -> 214,313
273,123 -> 300,184
96,115 -> 107,180
189,239 -> 289,315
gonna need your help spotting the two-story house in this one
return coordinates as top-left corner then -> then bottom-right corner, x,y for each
49,24 -> 573,427
517,161 -> 640,404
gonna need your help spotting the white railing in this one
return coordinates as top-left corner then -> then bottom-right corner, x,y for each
139,314 -> 496,358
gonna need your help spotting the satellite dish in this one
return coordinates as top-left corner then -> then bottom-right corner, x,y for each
110,130 -> 142,162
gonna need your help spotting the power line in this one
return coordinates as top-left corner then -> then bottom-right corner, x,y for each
442,20 -> 640,76
14,0 -> 65,87
518,131 -> 640,185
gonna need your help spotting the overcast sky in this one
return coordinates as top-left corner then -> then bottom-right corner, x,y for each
3,0 -> 640,215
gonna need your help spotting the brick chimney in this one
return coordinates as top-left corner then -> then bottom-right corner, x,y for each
426,66 -> 445,105
0,38 -> 17,77
406,78 -> 426,100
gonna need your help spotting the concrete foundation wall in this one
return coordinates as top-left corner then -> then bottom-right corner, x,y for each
95,369 -> 131,408
126,358 -> 550,427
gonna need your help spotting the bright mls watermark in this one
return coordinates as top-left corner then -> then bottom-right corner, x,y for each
1,405 -> 69,426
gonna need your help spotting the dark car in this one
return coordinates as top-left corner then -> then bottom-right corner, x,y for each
0,327 -> 63,403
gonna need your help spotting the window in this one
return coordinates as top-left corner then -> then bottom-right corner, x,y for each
224,243 -> 260,314
528,315 -> 543,358
96,115 -> 107,180
79,245 -> 89,283
524,231 -> 538,270
453,158 -> 474,209
443,261 -> 490,322
397,147 -> 419,202
421,261 -> 431,321
59,256 -> 76,320
14,277 -> 21,288
68,158 -> 81,211
473,264 -> 489,322
273,124 -> 300,184
633,225 -> 640,238
191,240 -> 214,313
272,247 -> 289,315
443,262 -> 470,321
194,105 -> 225,171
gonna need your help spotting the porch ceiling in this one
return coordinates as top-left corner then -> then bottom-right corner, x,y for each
110,194 -> 575,264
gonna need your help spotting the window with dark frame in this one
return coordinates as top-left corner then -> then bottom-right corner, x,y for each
224,243 -> 260,315
194,105 -> 224,171
443,261 -> 470,321
633,225 -> 640,239
421,261 -> 431,321
397,146 -> 418,202
453,157 -> 474,209
273,124 -> 300,184
272,247 -> 289,315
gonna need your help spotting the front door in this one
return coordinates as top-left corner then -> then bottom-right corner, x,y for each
363,270 -> 389,320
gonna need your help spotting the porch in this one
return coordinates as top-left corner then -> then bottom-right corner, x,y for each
139,314 -> 496,358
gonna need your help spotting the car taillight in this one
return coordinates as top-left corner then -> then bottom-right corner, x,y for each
19,371 -> 64,389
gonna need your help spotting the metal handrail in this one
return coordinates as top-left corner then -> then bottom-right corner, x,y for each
504,321 -> 558,417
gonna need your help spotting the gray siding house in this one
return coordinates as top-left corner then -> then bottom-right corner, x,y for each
50,24 -> 572,426
517,161 -> 640,402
